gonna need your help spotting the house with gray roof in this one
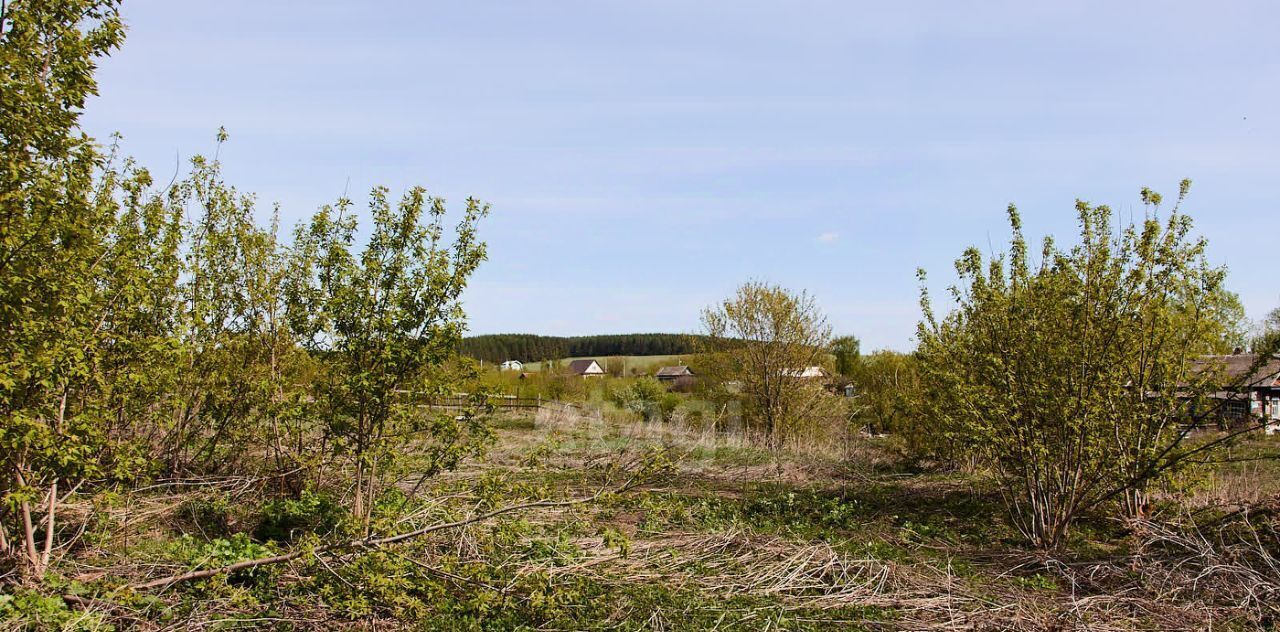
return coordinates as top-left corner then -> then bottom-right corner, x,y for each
1189,353 -> 1280,431
655,365 -> 694,382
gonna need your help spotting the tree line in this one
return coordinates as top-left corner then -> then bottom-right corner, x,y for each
461,333 -> 703,364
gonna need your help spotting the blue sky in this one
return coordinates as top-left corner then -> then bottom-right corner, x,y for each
82,1 -> 1279,351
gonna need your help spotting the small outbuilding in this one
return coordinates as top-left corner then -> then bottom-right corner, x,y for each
566,359 -> 606,378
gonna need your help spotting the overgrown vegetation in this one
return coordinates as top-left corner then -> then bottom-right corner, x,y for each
4,2 -> 1280,630
916,189 -> 1275,548
0,0 -> 494,582
699,282 -> 846,451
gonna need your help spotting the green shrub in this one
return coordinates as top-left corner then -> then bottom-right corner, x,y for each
312,550 -> 428,619
611,377 -> 677,421
176,496 -> 237,538
658,393 -> 681,422
0,588 -> 110,631
166,533 -> 276,588
254,491 -> 345,543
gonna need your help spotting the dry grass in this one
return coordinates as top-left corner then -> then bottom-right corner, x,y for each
1126,511 -> 1280,626
518,406 -> 1280,630
24,405 -> 1280,631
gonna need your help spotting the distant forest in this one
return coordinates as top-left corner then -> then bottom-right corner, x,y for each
461,333 -> 701,363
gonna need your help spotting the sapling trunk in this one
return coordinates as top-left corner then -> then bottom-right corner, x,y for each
14,468 -> 40,571
40,478 -> 57,570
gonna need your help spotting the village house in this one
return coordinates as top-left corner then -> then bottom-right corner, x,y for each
782,366 -> 829,379
656,365 -> 696,391
655,365 -> 694,382
1190,353 -> 1280,432
566,359 -> 606,378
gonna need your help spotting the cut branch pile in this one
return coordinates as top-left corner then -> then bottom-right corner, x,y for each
1127,512 -> 1280,626
125,475 -> 640,592
520,529 -> 1003,628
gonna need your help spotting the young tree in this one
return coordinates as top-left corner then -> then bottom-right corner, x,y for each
0,0 -> 135,576
699,282 -> 839,450
0,150 -> 184,576
1252,304 -> 1280,353
917,182 -> 1264,549
160,135 -> 312,479
287,187 -> 490,529
830,335 -> 862,376
848,351 -> 920,436
605,357 -> 625,377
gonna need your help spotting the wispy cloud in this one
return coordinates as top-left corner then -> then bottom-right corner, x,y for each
817,232 -> 839,243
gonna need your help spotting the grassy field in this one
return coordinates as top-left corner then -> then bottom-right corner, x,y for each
28,406 -> 1280,630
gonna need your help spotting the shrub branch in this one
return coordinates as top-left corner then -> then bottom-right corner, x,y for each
127,475 -> 641,591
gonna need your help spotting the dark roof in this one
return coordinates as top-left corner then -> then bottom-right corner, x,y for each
567,359 -> 602,375
656,366 -> 694,378
1190,354 -> 1280,388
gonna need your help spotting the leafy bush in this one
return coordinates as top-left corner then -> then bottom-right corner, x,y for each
611,377 -> 678,421
917,188 -> 1257,548
253,491 -> 346,543
166,533 -> 276,587
0,588 -> 110,631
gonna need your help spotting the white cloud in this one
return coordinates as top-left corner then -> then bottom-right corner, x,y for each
817,232 -> 839,243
